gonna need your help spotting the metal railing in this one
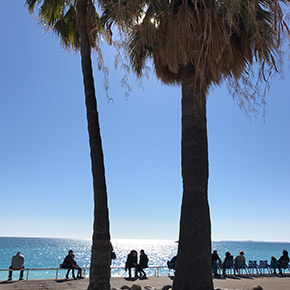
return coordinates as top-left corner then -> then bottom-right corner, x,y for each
0,265 -> 169,281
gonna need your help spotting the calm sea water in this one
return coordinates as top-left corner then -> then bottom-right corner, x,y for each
0,237 -> 289,280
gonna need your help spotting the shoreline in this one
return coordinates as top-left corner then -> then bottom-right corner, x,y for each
1,276 -> 290,290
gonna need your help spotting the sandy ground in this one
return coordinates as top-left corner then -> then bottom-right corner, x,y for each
0,276 -> 290,290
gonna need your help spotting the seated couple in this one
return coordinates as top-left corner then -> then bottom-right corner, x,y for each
60,250 -> 84,279
125,250 -> 149,278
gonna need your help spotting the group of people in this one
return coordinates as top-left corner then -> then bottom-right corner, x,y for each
125,250 -> 149,278
270,250 -> 290,274
7,250 -> 85,281
211,249 -> 290,277
8,248 -> 149,281
211,250 -> 246,276
7,248 -> 289,281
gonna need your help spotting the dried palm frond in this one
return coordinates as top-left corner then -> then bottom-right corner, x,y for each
99,0 -> 290,110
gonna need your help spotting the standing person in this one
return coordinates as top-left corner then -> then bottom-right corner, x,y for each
211,250 -> 221,277
61,250 -> 84,279
278,250 -> 290,274
125,250 -> 138,278
137,250 -> 149,278
7,251 -> 25,281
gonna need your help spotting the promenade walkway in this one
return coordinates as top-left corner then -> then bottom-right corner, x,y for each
1,276 -> 290,290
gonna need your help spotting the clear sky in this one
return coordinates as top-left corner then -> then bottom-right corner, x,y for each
0,2 -> 290,242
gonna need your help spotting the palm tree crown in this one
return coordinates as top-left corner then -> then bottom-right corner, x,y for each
26,0 -> 103,51
101,0 -> 289,95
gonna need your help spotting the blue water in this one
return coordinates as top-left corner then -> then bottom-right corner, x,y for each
0,237 -> 289,280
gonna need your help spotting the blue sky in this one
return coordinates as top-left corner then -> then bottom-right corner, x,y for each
0,2 -> 290,242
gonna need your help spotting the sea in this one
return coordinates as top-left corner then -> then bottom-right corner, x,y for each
0,237 -> 289,280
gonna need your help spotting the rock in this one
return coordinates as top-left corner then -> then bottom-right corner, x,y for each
252,286 -> 264,290
130,285 -> 142,290
161,286 -> 172,290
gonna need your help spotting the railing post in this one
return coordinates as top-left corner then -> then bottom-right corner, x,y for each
56,269 -> 58,280
84,268 -> 86,277
26,269 -> 29,281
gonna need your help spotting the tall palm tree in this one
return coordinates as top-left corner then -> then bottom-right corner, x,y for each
26,1 -> 111,289
99,0 -> 290,289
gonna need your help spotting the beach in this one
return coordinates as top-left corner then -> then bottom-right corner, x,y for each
1,276 -> 290,290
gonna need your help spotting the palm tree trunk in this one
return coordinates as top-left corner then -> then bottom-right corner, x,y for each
173,67 -> 213,290
76,1 -> 111,290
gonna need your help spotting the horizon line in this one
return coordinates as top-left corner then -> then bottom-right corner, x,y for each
0,236 -> 289,244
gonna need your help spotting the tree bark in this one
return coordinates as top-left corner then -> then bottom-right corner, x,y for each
173,67 -> 213,290
76,1 -> 111,290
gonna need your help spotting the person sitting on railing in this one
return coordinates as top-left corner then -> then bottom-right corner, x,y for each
60,250 -> 84,280
278,250 -> 290,275
7,251 -> 25,281
125,250 -> 138,278
136,249 -> 149,278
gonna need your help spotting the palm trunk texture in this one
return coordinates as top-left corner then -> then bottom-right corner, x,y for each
76,1 -> 111,290
173,67 -> 213,290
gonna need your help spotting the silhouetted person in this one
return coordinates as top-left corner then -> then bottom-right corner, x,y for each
270,256 -> 278,274
222,251 -> 233,276
167,255 -> 177,271
125,250 -> 138,278
110,242 -> 116,263
61,250 -> 84,279
234,251 -> 246,275
137,250 -> 149,278
7,251 -> 24,281
211,250 -> 221,276
278,250 -> 289,274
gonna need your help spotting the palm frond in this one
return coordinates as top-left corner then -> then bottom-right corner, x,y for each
98,0 -> 290,111
26,0 -> 107,51
26,0 -> 41,13
54,5 -> 78,49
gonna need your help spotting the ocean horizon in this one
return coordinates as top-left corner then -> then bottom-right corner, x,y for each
2,235 -> 290,243
1,237 -> 289,280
